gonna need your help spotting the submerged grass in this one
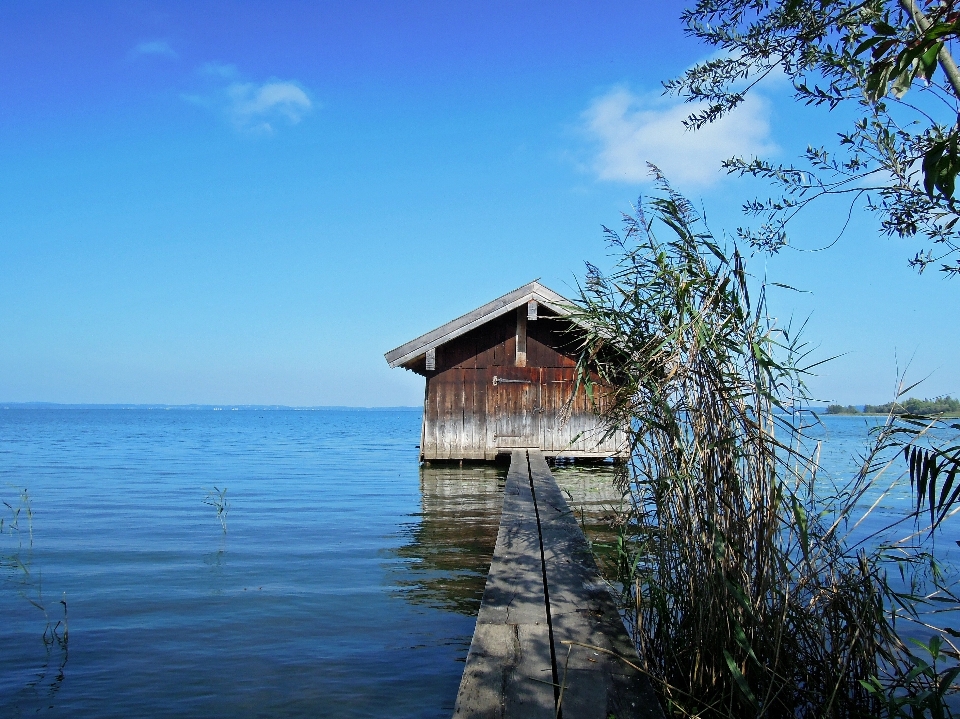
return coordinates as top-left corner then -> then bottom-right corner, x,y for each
1,486 -> 69,710
572,172 -> 960,718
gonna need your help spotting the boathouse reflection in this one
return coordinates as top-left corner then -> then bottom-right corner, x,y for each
392,463 -> 506,615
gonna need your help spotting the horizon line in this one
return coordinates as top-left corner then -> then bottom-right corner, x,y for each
0,402 -> 422,411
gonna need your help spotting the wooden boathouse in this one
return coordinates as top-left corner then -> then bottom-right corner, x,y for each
387,284 -> 662,716
384,280 -> 625,461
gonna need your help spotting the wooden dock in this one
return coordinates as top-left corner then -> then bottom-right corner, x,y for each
453,450 -> 663,719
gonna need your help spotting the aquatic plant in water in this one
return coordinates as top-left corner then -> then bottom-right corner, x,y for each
203,486 -> 229,533
1,486 -> 69,710
573,171 -> 960,718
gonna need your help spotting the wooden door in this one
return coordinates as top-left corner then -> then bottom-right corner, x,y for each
539,368 -> 573,453
494,368 -> 541,448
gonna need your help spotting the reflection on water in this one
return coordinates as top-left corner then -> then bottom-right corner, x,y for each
392,463 -> 506,615
551,463 -> 628,582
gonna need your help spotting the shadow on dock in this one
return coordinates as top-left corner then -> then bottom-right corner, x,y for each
453,450 -> 663,719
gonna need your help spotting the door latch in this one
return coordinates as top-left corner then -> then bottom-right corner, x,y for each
492,375 -> 532,385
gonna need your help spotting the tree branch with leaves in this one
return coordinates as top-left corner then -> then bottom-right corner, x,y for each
669,0 -> 960,274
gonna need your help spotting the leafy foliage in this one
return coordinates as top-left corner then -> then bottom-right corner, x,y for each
827,403 -> 863,413
668,0 -> 960,275
866,395 -> 960,415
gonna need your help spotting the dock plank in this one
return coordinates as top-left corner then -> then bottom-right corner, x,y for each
453,450 -> 555,719
528,451 -> 663,719
454,450 -> 663,719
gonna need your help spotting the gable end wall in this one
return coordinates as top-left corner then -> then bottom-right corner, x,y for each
420,313 -> 624,461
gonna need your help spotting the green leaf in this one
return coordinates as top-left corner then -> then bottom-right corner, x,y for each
923,142 -> 946,196
730,619 -> 759,664
871,37 -> 899,60
723,650 -> 758,709
891,65 -> 915,98
725,579 -> 754,616
871,20 -> 897,36
924,22 -> 959,40
920,41 -> 943,80
854,35 -> 886,56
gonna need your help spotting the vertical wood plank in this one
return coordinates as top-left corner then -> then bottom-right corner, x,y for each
484,368 -> 497,459
423,376 -> 439,459
515,308 -> 527,368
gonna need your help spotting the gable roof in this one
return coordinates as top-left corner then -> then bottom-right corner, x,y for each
384,280 -> 577,369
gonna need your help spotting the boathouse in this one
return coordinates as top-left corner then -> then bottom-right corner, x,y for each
384,280 -> 625,461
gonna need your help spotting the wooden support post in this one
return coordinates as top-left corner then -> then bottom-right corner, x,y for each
516,308 -> 527,367
425,347 -> 436,371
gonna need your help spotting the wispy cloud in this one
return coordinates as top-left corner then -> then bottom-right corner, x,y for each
582,87 -> 777,187
226,81 -> 312,131
183,66 -> 313,133
130,40 -> 178,59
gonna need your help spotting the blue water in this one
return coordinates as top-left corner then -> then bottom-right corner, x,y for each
0,409 -> 504,718
799,414 -> 960,554
1,410 -> 954,717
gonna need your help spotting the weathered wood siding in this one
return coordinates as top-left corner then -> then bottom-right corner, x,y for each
421,311 -> 624,461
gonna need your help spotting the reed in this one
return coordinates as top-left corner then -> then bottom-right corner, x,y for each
1,486 -> 69,708
572,171 -> 960,718
202,486 -> 229,533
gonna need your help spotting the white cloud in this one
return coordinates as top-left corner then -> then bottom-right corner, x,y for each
131,40 -> 177,59
583,87 -> 777,187
226,81 -> 312,131
183,67 -> 313,134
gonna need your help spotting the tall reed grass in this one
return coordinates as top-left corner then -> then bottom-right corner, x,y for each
572,172 -> 960,718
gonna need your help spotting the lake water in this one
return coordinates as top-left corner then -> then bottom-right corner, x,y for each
0,409 -> 506,718
0,410 -> 948,717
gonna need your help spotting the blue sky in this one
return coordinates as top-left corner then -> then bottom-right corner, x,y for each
1,0 -> 956,407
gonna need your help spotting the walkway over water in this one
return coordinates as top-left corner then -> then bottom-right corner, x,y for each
453,450 -> 663,719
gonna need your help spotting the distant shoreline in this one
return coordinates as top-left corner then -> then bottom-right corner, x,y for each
824,410 -> 960,418
825,396 -> 960,418
0,403 -> 422,411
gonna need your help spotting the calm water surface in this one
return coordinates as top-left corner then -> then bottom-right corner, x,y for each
1,410 -> 949,717
0,409 -> 504,718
